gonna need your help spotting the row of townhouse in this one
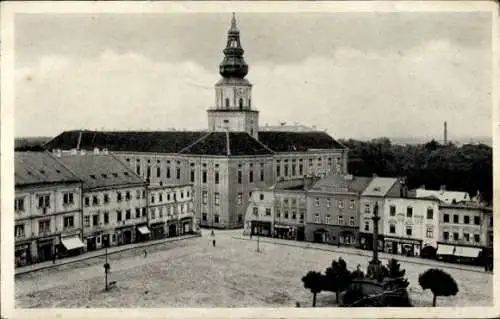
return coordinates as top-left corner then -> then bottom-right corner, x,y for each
243,174 -> 493,261
14,150 -> 195,267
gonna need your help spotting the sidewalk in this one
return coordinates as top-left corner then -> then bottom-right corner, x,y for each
15,233 -> 201,276
233,235 -> 488,274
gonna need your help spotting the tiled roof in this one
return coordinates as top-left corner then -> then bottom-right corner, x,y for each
179,132 -> 273,156
310,175 -> 373,194
361,177 -> 399,197
15,152 -> 81,186
56,153 -> 146,190
258,131 -> 346,152
45,130 -> 208,154
415,189 -> 470,204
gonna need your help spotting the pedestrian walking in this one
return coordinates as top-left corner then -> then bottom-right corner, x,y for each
144,249 -> 147,258
210,229 -> 215,237
212,239 -> 216,247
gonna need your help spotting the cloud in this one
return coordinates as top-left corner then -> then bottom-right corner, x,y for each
15,39 -> 491,140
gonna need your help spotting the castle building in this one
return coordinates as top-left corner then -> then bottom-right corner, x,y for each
44,14 -> 348,229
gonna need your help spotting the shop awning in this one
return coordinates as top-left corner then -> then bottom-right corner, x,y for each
454,246 -> 481,258
436,244 -> 455,256
137,226 -> 151,235
61,236 -> 85,250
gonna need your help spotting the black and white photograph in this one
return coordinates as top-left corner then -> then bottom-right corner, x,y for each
1,1 -> 498,318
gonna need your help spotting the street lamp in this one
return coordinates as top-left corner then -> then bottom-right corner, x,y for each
103,247 -> 110,291
367,201 -> 382,278
256,207 -> 261,253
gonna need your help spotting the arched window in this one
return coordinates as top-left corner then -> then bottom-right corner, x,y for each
239,98 -> 243,110
225,98 -> 230,109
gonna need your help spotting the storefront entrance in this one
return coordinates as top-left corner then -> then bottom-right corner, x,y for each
313,229 -> 327,243
169,224 -> 177,237
86,237 -> 97,251
151,224 -> 165,240
15,244 -> 31,267
123,230 -> 132,244
37,239 -> 54,263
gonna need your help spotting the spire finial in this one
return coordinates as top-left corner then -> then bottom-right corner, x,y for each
230,12 -> 238,31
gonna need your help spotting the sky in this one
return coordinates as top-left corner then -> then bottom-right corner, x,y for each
14,12 -> 493,140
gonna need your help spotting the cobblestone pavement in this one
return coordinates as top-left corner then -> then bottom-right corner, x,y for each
15,230 -> 493,308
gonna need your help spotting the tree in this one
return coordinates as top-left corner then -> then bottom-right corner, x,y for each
324,257 -> 352,303
418,268 -> 459,306
301,271 -> 325,307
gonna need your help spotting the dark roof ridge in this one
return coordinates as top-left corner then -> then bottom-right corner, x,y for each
177,131 -> 213,154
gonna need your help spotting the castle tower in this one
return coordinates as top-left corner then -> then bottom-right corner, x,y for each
207,13 -> 259,139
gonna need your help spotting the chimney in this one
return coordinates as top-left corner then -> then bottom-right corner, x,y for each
444,121 -> 448,145
440,185 -> 446,192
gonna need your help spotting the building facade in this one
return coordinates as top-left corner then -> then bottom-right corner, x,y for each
305,175 -> 372,246
148,183 -> 195,239
436,203 -> 493,261
56,151 -> 149,250
381,196 -> 440,257
15,152 -> 84,266
359,177 -> 401,251
44,15 -> 348,229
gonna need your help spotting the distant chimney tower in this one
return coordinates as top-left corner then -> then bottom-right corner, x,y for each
444,121 -> 448,144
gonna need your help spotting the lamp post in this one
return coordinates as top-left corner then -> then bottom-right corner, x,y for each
103,247 -> 110,291
367,201 -> 382,278
256,211 -> 260,253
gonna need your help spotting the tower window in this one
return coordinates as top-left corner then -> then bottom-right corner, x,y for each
225,98 -> 230,109
239,98 -> 243,110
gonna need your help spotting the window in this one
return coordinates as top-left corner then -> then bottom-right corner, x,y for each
284,164 -> 289,176
151,195 -> 155,204
103,193 -> 109,204
117,192 -> 122,202
260,194 -> 264,201
406,226 -> 412,236
406,206 -> 413,218
300,212 -> 304,220
202,213 -> 207,221
338,200 -> 344,209
314,214 -> 320,223
176,168 -> 181,179
239,98 -> 243,109
14,197 -> 25,212
146,166 -> 151,179
238,214 -> 243,223
64,216 -> 74,229
338,215 -> 344,225
276,206 -> 281,218
214,193 -> 220,206
142,190 -> 146,198
214,171 -> 219,184
291,164 -> 296,176
167,167 -> 171,178
157,167 -> 161,178
463,232 -> 470,242
37,194 -> 50,209
238,171 -> 242,184
260,164 -> 264,181
284,207 -> 289,219
364,221 -> 369,232
202,171 -> 207,183
84,216 -> 90,227
474,234 -> 480,243
443,214 -> 450,223
276,165 -> 281,177
364,204 -> 370,214
135,208 -> 141,218
326,215 -> 331,224
63,193 -> 74,205
453,215 -> 459,223
237,193 -> 243,205
202,191 -> 208,205
453,232 -> 459,241
142,207 -> 147,217
117,210 -> 122,222
265,208 -> 271,216
443,231 -> 449,240
349,216 -> 355,226
474,216 -> 480,225
225,98 -> 230,108
464,215 -> 470,224
125,209 -> 131,220
38,220 -> 50,234
190,170 -> 195,182
249,170 -> 254,183
349,200 -> 355,209
390,224 -> 396,234
136,165 -> 141,175
15,224 -> 25,238
326,199 -> 331,208
159,193 -> 163,202
214,215 -> 220,223
151,208 -> 156,219
390,205 -> 396,216
93,214 -> 99,226
426,208 -> 433,219
315,198 -> 320,207
309,158 -> 313,167
291,207 -> 297,219
92,195 -> 99,206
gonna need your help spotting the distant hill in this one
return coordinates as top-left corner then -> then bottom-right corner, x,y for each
15,137 -> 52,151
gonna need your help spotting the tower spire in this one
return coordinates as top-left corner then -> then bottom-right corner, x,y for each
219,13 -> 248,78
